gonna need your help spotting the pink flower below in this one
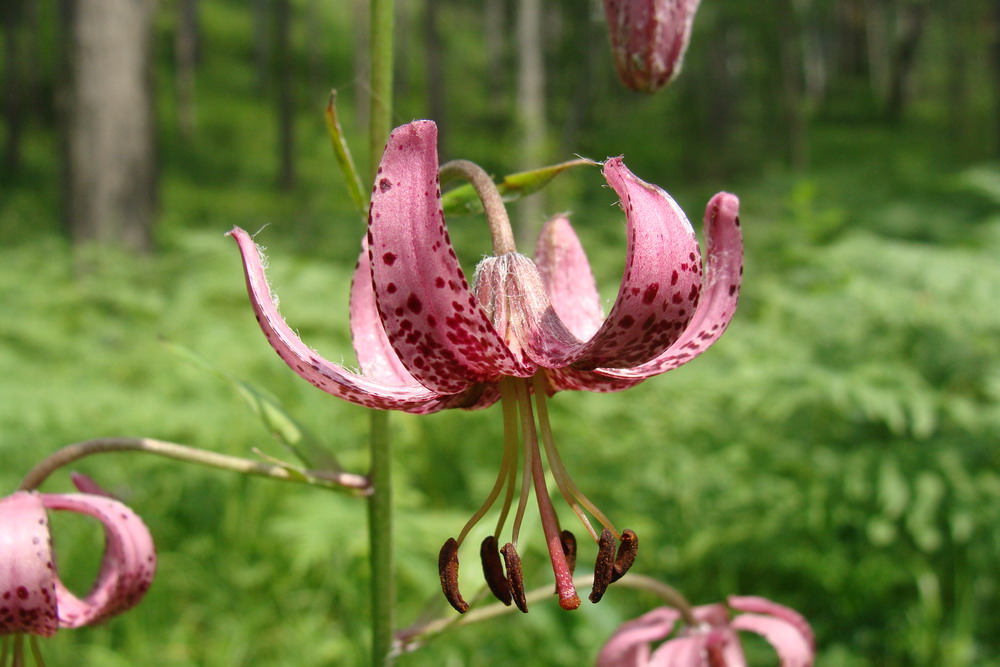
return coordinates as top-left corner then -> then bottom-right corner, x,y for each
0,477 -> 156,637
596,596 -> 815,666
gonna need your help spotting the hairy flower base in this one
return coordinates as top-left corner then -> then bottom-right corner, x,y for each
437,376 -> 637,614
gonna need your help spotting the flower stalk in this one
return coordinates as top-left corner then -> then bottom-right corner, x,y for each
17,438 -> 370,494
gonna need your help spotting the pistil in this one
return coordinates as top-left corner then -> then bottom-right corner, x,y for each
514,380 -> 581,610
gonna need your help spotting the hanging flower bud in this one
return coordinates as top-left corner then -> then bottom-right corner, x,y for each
604,0 -> 702,93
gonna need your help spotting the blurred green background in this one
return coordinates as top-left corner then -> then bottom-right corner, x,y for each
2,1 -> 999,664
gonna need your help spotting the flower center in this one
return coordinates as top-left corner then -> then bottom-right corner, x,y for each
437,374 -> 638,613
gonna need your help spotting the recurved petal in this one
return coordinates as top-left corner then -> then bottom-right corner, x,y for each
367,121 -> 531,394
0,492 -> 58,637
730,613 -> 814,667
533,214 -> 603,340
594,192 -> 742,380
229,227 -> 452,413
728,596 -> 815,653
596,606 -> 682,667
40,493 -> 156,628
646,635 -> 706,666
559,158 -> 702,370
542,366 -> 644,394
349,238 -> 423,387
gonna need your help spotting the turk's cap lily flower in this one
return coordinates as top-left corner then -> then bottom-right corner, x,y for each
0,477 -> 156,637
596,596 -> 815,667
228,120 -> 742,413
604,0 -> 702,93
229,119 -> 741,613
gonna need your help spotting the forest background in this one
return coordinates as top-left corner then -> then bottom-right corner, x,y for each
1,0 -> 999,664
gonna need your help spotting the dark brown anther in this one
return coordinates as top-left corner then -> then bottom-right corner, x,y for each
610,529 -> 638,583
438,538 -> 469,613
560,530 -> 577,576
500,542 -> 528,613
589,528 -> 616,603
480,535 -> 512,605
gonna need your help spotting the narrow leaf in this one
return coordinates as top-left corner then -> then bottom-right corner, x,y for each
325,89 -> 368,217
441,158 -> 595,216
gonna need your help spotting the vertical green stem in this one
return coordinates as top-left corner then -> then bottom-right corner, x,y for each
368,0 -> 394,176
368,1 -> 395,665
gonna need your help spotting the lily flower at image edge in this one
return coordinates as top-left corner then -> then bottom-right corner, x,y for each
596,596 -> 816,666
1,477 -> 156,661
229,120 -> 742,613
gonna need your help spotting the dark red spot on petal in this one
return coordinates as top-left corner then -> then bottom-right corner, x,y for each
382,252 -> 397,266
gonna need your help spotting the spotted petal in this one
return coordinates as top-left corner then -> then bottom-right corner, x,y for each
43,491 -> 156,628
367,121 -> 533,394
596,606 -> 681,667
596,191 -> 742,380
526,158 -> 702,372
349,237 -> 423,387
533,214 -> 603,340
0,492 -> 58,637
229,227 -> 459,414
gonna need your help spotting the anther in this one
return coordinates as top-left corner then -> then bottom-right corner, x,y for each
589,528 -> 616,603
610,529 -> 638,583
501,542 -> 528,613
560,530 -> 577,576
480,536 -> 512,606
438,538 -> 469,613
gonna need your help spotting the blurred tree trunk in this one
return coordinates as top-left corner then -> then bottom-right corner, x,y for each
484,0 -> 507,111
64,0 -> 157,252
274,0 -> 295,189
2,1 -> 24,172
884,0 -> 927,123
559,0 -> 598,153
175,0 -> 199,140
780,0 -> 808,169
424,0 -> 447,154
515,0 -> 546,246
253,0 -> 270,93
994,1 -> 1000,156
836,0 -> 869,78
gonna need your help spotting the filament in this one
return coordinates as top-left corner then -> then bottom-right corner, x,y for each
532,373 -> 620,541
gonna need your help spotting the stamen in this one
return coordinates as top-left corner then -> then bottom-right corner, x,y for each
560,530 -> 578,576
590,528 -> 617,603
494,378 -> 521,539
532,374 -> 620,541
501,542 -> 529,613
610,529 -> 638,582
509,381 -> 534,546
516,380 -> 581,611
438,537 -> 469,613
480,535 -> 512,605
455,384 -> 518,545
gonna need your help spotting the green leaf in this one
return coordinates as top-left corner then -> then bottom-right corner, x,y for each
440,158 -> 595,216
163,340 -> 341,471
324,90 -> 367,218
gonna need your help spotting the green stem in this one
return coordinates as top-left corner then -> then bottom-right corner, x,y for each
367,2 -> 395,663
394,573 -> 697,649
17,438 -> 371,494
367,410 -> 394,666
368,0 -> 394,179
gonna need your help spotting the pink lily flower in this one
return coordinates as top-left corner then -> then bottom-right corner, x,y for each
229,120 -> 741,612
603,0 -> 702,93
0,478 -> 156,639
596,596 -> 815,666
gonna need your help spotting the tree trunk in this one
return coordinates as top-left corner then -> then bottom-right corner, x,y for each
2,0 -> 24,172
884,0 -> 927,123
64,0 -> 157,252
253,0 -> 270,93
175,0 -> 199,140
484,0 -> 507,112
274,0 -> 295,189
515,0 -> 546,246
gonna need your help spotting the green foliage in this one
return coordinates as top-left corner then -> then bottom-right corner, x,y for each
2,1 -> 999,665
